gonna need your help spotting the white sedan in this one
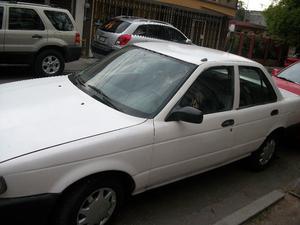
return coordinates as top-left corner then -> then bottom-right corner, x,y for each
1,42 -> 300,225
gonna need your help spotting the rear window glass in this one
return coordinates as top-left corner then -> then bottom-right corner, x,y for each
100,19 -> 130,33
45,10 -> 73,31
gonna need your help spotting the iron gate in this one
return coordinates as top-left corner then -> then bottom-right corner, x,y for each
92,0 -> 227,49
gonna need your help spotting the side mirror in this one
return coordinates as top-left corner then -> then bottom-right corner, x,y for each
186,39 -> 192,44
166,107 -> 203,124
271,68 -> 281,76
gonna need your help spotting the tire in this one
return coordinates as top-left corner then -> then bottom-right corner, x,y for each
54,177 -> 125,225
248,135 -> 277,171
34,49 -> 65,77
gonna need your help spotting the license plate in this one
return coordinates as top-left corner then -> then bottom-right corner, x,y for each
99,36 -> 106,42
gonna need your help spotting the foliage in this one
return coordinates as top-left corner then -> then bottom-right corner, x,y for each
263,0 -> 300,47
236,1 -> 246,21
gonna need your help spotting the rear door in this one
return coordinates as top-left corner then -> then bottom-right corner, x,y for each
234,66 -> 280,154
4,6 -> 47,63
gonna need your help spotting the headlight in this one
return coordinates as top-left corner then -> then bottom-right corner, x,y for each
0,176 -> 7,194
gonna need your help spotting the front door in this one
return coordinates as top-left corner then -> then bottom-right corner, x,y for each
149,66 -> 237,187
4,6 -> 47,64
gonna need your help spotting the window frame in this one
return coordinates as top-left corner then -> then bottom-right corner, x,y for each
0,6 -> 4,30
44,10 -> 74,31
238,66 -> 278,109
173,65 -> 236,115
8,7 -> 45,31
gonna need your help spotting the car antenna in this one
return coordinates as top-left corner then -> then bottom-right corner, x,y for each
201,58 -> 208,62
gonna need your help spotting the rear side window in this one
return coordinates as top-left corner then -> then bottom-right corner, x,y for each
100,19 -> 130,33
165,27 -> 187,43
0,7 -> 3,29
9,7 -> 44,30
45,10 -> 73,31
147,25 -> 167,40
239,66 -> 277,108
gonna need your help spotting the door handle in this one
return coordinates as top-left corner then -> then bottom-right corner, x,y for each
32,34 -> 43,39
222,119 -> 235,127
271,109 -> 279,116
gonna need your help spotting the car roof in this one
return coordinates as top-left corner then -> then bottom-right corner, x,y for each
134,42 -> 255,65
115,16 -> 172,26
0,1 -> 68,11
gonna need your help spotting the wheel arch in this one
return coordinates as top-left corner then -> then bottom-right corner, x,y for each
61,170 -> 136,196
267,126 -> 285,143
35,45 -> 66,59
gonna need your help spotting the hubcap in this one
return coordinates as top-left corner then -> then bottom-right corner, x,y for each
42,55 -> 60,75
259,139 -> 276,165
77,188 -> 117,225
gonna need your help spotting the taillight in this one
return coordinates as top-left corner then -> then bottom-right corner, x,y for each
115,34 -> 132,46
75,32 -> 81,45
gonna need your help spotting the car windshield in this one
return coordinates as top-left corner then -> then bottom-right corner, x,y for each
71,47 -> 196,118
278,63 -> 300,84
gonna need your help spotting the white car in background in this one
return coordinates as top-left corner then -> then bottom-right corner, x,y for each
1,42 -> 300,225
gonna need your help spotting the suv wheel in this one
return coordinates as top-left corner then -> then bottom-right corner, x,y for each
34,49 -> 65,77
55,178 -> 124,225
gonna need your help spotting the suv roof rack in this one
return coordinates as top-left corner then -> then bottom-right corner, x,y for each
4,1 -> 54,8
115,16 -> 171,26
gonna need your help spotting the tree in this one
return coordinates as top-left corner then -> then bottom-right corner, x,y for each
236,1 -> 246,21
264,0 -> 300,47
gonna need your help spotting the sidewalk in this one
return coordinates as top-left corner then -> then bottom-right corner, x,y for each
244,193 -> 300,225
244,179 -> 300,225
214,178 -> 300,225
64,57 -> 99,73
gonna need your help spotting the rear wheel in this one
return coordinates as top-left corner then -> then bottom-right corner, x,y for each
55,178 -> 125,225
34,49 -> 65,77
248,135 -> 277,171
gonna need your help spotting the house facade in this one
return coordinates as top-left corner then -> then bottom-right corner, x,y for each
21,0 -> 237,55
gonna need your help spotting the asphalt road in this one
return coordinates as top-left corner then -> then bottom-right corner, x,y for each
1,66 -> 300,225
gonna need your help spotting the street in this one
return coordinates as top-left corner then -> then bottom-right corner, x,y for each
113,143 -> 300,225
1,64 -> 300,225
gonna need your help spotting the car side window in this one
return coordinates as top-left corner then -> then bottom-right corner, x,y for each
239,66 -> 277,108
9,7 -> 44,30
166,27 -> 187,43
179,67 -> 234,114
147,25 -> 166,40
133,25 -> 148,36
0,7 -> 3,29
44,10 -> 74,31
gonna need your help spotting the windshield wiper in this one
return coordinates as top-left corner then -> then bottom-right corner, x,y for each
87,85 -> 121,111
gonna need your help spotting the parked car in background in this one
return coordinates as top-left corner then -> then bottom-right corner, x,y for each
91,16 -> 191,56
0,1 -> 81,77
272,62 -> 300,95
284,53 -> 300,67
1,42 -> 300,225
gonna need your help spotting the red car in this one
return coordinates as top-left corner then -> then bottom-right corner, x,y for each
284,53 -> 300,67
272,62 -> 300,95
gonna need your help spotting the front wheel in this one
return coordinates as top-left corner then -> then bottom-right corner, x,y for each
34,49 -> 65,77
55,178 -> 124,225
248,135 -> 277,171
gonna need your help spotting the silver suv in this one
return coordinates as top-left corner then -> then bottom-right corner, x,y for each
0,1 -> 81,77
92,16 -> 191,56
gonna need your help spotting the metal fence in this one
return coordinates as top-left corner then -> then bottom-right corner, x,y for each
92,0 -> 228,49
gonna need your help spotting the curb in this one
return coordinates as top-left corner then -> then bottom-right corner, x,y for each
212,190 -> 285,225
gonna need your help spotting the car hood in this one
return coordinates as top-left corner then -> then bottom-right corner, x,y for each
0,76 -> 146,163
273,76 -> 300,95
